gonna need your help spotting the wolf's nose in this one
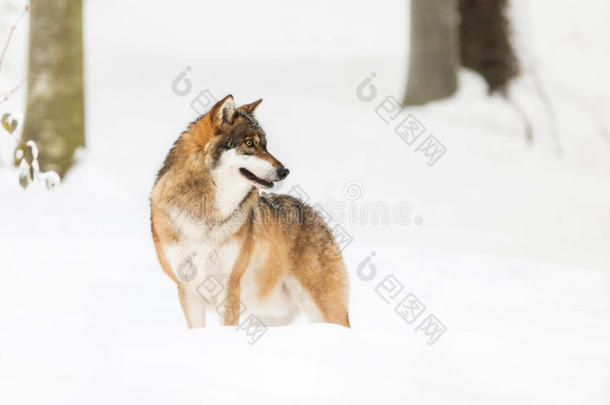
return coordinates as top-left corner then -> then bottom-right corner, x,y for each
277,167 -> 290,180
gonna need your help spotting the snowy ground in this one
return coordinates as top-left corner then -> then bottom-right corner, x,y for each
0,0 -> 609,404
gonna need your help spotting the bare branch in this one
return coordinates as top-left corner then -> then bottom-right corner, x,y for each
0,4 -> 29,73
0,76 -> 28,105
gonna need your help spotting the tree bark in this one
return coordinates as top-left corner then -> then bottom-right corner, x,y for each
21,0 -> 84,177
459,0 -> 519,94
403,0 -> 459,106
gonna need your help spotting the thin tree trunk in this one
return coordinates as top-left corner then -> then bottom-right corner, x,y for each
21,0 -> 84,177
403,0 -> 459,106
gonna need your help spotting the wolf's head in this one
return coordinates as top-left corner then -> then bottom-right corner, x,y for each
204,95 -> 289,190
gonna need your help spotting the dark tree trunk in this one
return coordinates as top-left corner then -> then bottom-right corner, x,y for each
403,0 -> 459,106
459,0 -> 519,94
21,0 -> 84,177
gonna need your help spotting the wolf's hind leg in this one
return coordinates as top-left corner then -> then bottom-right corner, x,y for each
313,291 -> 350,328
284,275 -> 350,327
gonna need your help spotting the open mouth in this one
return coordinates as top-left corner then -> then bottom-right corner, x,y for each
239,168 -> 274,189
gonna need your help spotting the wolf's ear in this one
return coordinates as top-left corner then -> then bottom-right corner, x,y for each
210,94 -> 235,128
237,98 -> 263,114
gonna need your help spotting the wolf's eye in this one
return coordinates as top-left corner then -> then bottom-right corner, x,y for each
245,139 -> 254,147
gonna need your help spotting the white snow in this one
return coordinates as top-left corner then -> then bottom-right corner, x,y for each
0,0 -> 609,404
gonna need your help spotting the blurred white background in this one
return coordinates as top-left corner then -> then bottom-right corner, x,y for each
0,1 -> 609,404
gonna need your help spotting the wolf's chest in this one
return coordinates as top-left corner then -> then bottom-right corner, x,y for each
163,235 -> 242,295
164,207 -> 246,284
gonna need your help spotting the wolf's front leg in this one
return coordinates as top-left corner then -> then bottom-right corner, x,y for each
177,285 -> 207,328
